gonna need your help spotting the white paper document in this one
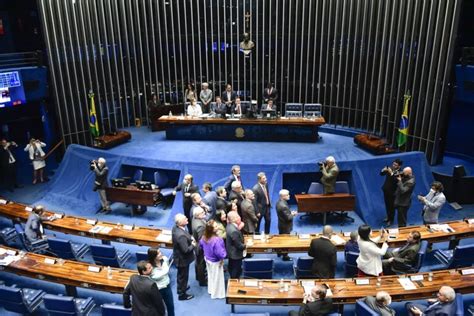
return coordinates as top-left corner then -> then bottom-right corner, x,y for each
461,269 -> 474,275
100,227 -> 113,234
244,280 -> 258,287
429,224 -> 455,233
155,234 -> 172,243
398,277 -> 417,290
89,225 -> 104,234
301,280 -> 315,295
330,234 -> 346,245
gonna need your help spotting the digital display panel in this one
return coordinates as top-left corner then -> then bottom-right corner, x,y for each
0,71 -> 26,109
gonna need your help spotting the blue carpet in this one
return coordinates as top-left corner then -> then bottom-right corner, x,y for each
1,127 -> 473,315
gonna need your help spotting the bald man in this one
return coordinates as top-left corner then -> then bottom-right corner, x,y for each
288,284 -> 334,316
308,225 -> 337,278
393,167 -> 416,227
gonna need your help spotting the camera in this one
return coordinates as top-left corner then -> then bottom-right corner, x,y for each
89,160 -> 97,170
317,161 -> 325,168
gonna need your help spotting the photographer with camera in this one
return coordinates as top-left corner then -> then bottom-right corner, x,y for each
92,157 -> 112,214
318,156 -> 339,194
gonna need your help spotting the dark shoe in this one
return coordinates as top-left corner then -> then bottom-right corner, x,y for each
96,208 -> 104,214
178,294 -> 194,300
101,209 -> 111,215
199,282 -> 208,287
282,255 -> 292,261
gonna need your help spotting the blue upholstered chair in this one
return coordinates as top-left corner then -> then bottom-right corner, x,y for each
47,237 -> 89,261
285,103 -> 303,118
132,169 -> 143,183
153,171 -> 175,197
43,294 -> 95,316
455,293 -> 464,316
304,103 -> 322,118
230,313 -> 270,316
90,244 -> 131,268
355,299 -> 379,316
14,223 -> 49,253
434,244 -> 474,269
0,226 -> 17,245
0,284 -> 45,314
101,303 -> 132,316
392,240 -> 428,274
345,251 -> 359,277
135,251 -> 148,262
333,181 -> 355,224
293,256 -> 314,279
307,182 -> 324,194
242,258 -> 273,279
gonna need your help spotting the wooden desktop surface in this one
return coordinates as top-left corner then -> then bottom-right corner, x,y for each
105,185 -> 162,206
295,193 -> 356,213
226,268 -> 474,306
158,115 -> 325,126
1,200 -> 473,253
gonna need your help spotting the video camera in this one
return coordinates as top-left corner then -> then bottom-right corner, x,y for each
317,161 -> 326,168
89,160 -> 97,170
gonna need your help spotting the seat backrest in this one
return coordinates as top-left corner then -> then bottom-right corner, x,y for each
43,294 -> 76,314
450,244 -> 474,268
304,103 -> 322,117
133,169 -> 143,182
0,286 -> 28,314
308,182 -> 323,194
455,293 -> 464,316
285,103 -> 303,112
355,299 -> 379,316
48,237 -> 75,259
90,244 -> 119,266
295,256 -> 313,278
154,171 -> 169,188
101,303 -> 132,316
243,259 -> 273,279
413,240 -> 428,272
335,181 -> 350,194
136,251 -> 148,262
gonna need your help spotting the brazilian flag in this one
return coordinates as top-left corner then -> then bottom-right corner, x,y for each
89,92 -> 99,137
397,93 -> 411,148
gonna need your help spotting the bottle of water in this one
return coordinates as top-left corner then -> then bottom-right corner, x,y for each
107,266 -> 112,279
279,279 -> 284,292
169,110 -> 172,116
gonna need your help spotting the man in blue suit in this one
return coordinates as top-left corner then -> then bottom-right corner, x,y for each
224,165 -> 243,194
406,286 -> 457,315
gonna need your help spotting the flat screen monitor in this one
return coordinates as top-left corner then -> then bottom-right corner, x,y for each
261,109 -> 276,118
0,71 -> 26,109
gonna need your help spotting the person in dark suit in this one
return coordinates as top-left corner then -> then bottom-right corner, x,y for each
406,286 -> 457,316
0,139 -> 20,192
308,225 -> 337,278
191,206 -> 207,286
228,181 -> 245,216
225,211 -> 248,278
380,159 -> 403,226
252,172 -> 271,234
213,96 -> 227,118
262,82 -> 279,103
123,260 -> 166,316
288,284 -> 334,316
221,84 -> 236,113
224,165 -> 243,194
171,214 -> 195,300
24,205 -> 55,243
190,193 -> 211,222
241,189 -> 259,234
393,167 -> 416,227
344,230 -> 359,253
262,99 -> 277,112
276,189 -> 298,261
319,156 -> 339,194
202,182 -> 218,217
173,174 -> 199,232
362,291 -> 396,316
382,230 -> 421,274
215,186 -> 231,213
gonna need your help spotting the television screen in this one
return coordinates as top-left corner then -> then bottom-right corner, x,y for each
0,71 -> 26,109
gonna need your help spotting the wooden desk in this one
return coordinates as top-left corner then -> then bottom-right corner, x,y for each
0,245 -> 133,295
93,131 -> 131,149
0,201 -> 173,248
105,185 -> 162,215
158,116 -> 325,142
1,200 -> 473,254
295,193 -> 356,224
226,269 -> 474,312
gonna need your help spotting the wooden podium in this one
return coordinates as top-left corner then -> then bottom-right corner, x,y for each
93,131 -> 131,149
295,193 -> 356,224
105,185 -> 162,215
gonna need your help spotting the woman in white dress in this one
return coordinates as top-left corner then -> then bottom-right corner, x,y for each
199,220 -> 227,299
187,99 -> 202,117
24,138 -> 46,184
356,224 -> 389,277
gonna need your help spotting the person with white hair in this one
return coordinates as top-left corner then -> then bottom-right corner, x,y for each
362,291 -> 395,316
192,206 -> 208,286
225,211 -> 247,278
288,284 -> 334,316
224,165 -> 243,194
393,166 -> 416,227
199,82 -> 213,113
173,174 -> 199,232
92,157 -> 111,214
228,180 -> 245,216
406,286 -> 457,315
308,225 -> 337,278
172,213 -> 196,301
319,155 -> 339,194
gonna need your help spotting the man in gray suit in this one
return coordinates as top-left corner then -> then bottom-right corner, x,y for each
252,172 -> 271,234
394,167 -> 416,227
276,189 -> 298,261
192,207 -> 207,286
241,189 -> 259,235
362,291 -> 395,316
202,182 -> 217,218
226,211 -> 248,278
382,230 -> 421,274
171,214 -> 195,300
319,156 -> 339,194
406,286 -> 457,316
24,205 -> 55,243
418,181 -> 446,224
